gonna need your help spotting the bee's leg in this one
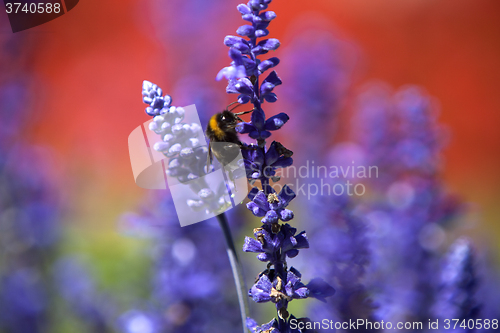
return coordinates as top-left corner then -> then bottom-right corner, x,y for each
234,108 -> 255,121
238,142 -> 258,151
205,142 -> 213,174
226,101 -> 239,111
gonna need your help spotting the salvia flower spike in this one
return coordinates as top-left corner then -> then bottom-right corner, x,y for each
218,1 -> 335,331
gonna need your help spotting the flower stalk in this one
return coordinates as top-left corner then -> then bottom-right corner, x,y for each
218,1 -> 335,331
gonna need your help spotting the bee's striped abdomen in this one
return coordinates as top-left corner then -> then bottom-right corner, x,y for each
209,115 -> 226,140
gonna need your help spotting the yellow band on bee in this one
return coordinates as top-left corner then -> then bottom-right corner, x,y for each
210,116 -> 225,140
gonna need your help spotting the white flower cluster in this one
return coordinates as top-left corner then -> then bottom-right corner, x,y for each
148,107 -> 203,158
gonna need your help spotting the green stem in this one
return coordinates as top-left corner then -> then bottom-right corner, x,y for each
217,213 -> 250,333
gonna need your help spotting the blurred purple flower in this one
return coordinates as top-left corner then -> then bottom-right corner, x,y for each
303,194 -> 375,332
119,310 -> 162,333
433,238 -> 480,322
54,257 -> 115,332
352,83 -> 448,187
281,30 -> 355,162
0,269 -> 46,333
118,193 -> 244,333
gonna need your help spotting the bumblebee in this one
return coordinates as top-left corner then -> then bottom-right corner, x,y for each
205,102 -> 253,169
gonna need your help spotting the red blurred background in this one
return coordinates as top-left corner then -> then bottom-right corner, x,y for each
5,0 -> 499,248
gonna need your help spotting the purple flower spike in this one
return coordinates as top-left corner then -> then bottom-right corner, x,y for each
218,0 -> 334,329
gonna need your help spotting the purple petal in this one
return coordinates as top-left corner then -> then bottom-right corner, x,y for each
237,94 -> 251,104
260,82 -> 275,95
236,25 -> 255,37
271,157 -> 293,168
249,130 -> 271,140
228,48 -> 244,66
249,0 -> 268,11
257,253 -> 270,262
252,191 -> 269,210
255,275 -> 272,293
235,122 -> 256,134
232,43 -> 250,53
282,232 -> 300,253
251,108 -> 266,130
224,35 -> 246,47
293,231 -> 309,249
145,107 -> 156,116
150,97 -> 165,109
258,38 -> 280,51
250,286 -> 272,303
265,141 -> 280,165
281,223 -> 297,236
247,187 -> 260,200
279,185 -> 296,205
258,57 -> 280,73
217,65 -> 246,81
251,45 -> 267,56
263,70 -> 282,86
287,269 -> 302,285
286,249 -> 299,258
262,210 -> 278,224
247,201 -> 267,217
235,78 -> 254,95
225,80 -> 239,94
242,13 -> 254,22
264,112 -> 289,131
255,29 -> 269,38
243,237 -> 264,253
257,319 -> 277,332
293,286 -> 310,299
263,93 -> 278,103
257,228 -> 274,247
279,209 -> 294,221
242,57 -> 257,74
246,318 -> 258,332
260,11 -> 277,21
237,4 -> 252,15
251,146 -> 265,165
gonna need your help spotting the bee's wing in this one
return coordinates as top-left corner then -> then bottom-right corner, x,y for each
206,141 -> 213,173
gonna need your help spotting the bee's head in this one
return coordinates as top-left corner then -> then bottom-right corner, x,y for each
217,110 -> 238,130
